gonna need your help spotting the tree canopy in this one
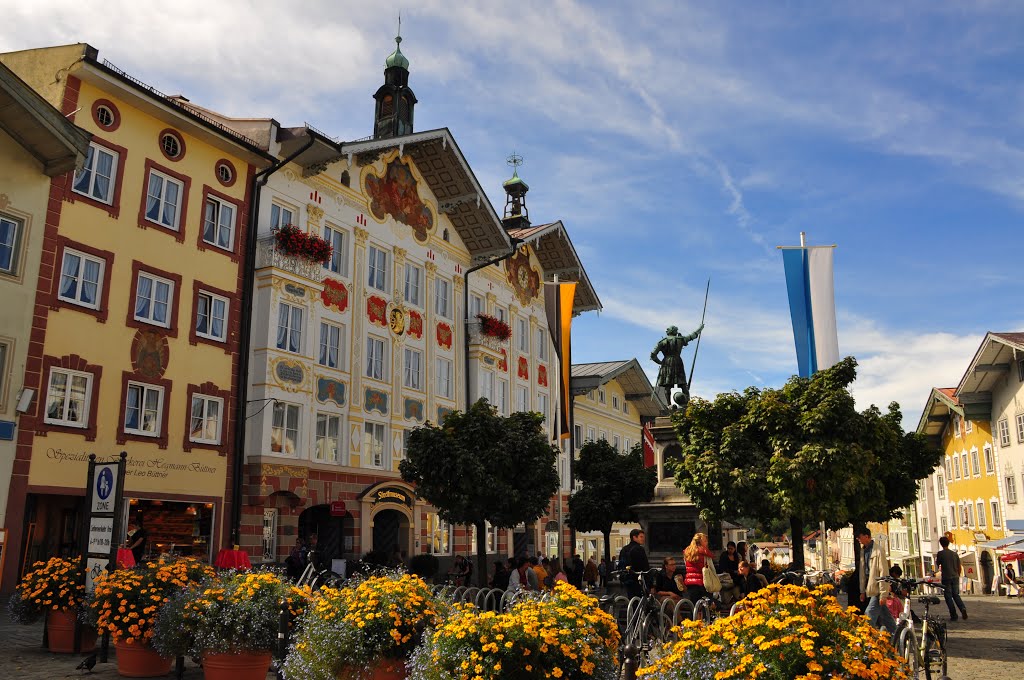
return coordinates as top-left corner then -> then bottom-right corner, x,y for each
568,440 -> 657,564
399,399 -> 560,585
670,356 -> 941,569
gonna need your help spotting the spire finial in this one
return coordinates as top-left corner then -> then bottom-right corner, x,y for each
507,152 -> 523,177
397,13 -> 402,44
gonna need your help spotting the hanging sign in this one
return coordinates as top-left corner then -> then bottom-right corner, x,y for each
91,463 -> 118,514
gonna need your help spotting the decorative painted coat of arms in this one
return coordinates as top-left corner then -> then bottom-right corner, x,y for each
436,322 -> 453,350
538,364 -> 549,387
321,279 -> 349,313
517,356 -> 529,380
407,310 -> 423,339
505,248 -> 541,306
364,157 -> 435,243
367,295 -> 388,327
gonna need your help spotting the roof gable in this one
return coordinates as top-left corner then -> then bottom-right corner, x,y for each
571,359 -> 666,417
509,221 -> 601,314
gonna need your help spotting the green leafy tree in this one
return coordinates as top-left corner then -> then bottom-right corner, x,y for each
568,440 -> 657,564
671,356 -> 941,569
400,399 -> 560,586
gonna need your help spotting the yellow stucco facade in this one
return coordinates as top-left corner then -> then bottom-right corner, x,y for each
941,415 -> 1006,547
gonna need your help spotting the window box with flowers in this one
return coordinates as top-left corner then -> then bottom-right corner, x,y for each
475,313 -> 512,341
273,224 -> 334,265
9,556 -> 95,653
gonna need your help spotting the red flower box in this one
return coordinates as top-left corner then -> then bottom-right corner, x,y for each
272,224 -> 333,264
476,313 -> 512,341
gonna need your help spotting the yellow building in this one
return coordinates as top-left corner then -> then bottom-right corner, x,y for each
0,44 -> 271,590
0,62 -> 91,535
917,386 -> 1007,593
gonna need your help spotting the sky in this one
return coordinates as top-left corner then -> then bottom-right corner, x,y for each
5,1 -> 1022,429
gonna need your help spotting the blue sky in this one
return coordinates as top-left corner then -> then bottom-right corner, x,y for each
7,1 -> 1023,427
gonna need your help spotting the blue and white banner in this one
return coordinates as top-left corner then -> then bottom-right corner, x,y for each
782,246 -> 839,378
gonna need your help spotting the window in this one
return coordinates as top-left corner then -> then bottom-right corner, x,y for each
998,418 -> 1010,447
73,142 -> 118,204
537,328 -> 548,360
436,357 -> 453,399
427,514 -> 452,555
976,501 -> 986,528
1017,414 -> 1024,444
944,458 -> 951,481
991,500 -> 1002,528
480,370 -> 494,403
202,196 -> 236,250
984,445 -> 995,474
58,249 -> 104,308
496,378 -> 508,415
404,263 -> 422,306
625,437 -> 631,451
613,434 -> 621,451
435,278 -> 451,319
538,393 -> 549,429
517,318 -> 529,353
598,389 -> 606,404
134,272 -> 174,327
189,394 -> 222,444
940,516 -> 948,534
404,348 -> 422,390
0,213 -> 23,276
159,131 -> 183,160
970,448 -> 981,477
922,517 -> 929,537
367,245 -> 388,291
960,452 -> 969,481
44,368 -> 91,427
124,382 -> 164,437
623,401 -> 629,414
965,503 -> 974,529
495,307 -> 507,324
1019,358 -> 1024,382
216,161 -> 234,186
319,322 -> 342,369
953,414 -> 961,438
937,474 -> 945,499
949,505 -> 958,530
470,522 -> 497,553
363,421 -> 387,469
144,169 -> 183,230
262,508 -> 278,563
271,401 -> 300,454
366,336 -> 386,381
599,429 -> 608,441
276,303 -> 303,354
0,341 -> 7,404
574,424 -> 582,449
953,456 -> 960,480
516,385 -> 529,413
469,294 -> 483,319
612,395 -> 619,410
1007,475 -> 1019,504
269,203 -> 294,230
586,427 -> 595,442
323,225 -> 348,276
196,291 -> 228,342
315,413 -> 341,463
965,419 -> 973,434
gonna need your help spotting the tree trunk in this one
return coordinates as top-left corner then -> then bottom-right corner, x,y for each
603,528 -> 612,570
475,520 -> 487,588
790,516 -> 805,570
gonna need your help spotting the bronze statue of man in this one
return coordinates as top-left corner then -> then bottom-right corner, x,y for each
651,324 -> 704,407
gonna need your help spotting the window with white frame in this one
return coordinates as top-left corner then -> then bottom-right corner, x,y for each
435,357 -> 453,399
953,456 -> 961,480
367,245 -> 388,291
937,474 -> 945,499
73,142 -> 118,204
587,391 -> 595,401
270,401 -> 299,454
1017,413 -> 1024,444
434,278 -> 451,319
58,249 -> 104,309
537,328 -> 548,360
574,424 -> 582,449
517,318 -> 529,353
623,401 -> 629,414
404,263 -> 422,307
269,203 -> 294,230
950,505 -> 958,529
586,427 -> 595,442
323,225 -> 348,276
612,395 -> 619,410
262,508 -> 278,563
944,458 -> 951,481
0,213 -> 24,276
998,417 -> 1010,447
0,342 -> 7,403
363,421 -> 387,469
44,368 -> 91,427
970,448 -> 981,477
965,503 -> 974,528
427,513 -> 452,555
599,430 -> 608,441
134,272 -> 173,327
538,393 -> 549,429
404,348 -> 423,390
496,378 -> 508,415
1019,359 -> 1024,382
319,322 -> 343,369
598,388 -> 606,404
495,307 -> 507,324
953,414 -> 961,438
961,452 -> 969,479
613,434 -> 621,451
202,196 -> 235,250
196,291 -> 228,341
124,382 -> 163,437
625,437 -> 631,451
516,385 -> 529,413
366,335 -> 386,381
315,412 -> 341,463
469,294 -> 483,318
984,445 -> 995,474
940,516 -> 948,533
189,394 -> 222,444
965,419 -> 973,434
400,429 -> 411,462
922,517 -> 929,537
470,521 -> 497,553
976,501 -> 986,528
144,169 -> 183,230
276,303 -> 303,354
991,499 -> 1002,527
1007,475 -> 1019,504
480,369 -> 494,403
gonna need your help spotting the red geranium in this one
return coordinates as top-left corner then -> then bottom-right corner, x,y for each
272,224 -> 333,264
476,313 -> 512,341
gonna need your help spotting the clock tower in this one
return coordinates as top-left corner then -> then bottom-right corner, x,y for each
373,33 -> 417,139
502,153 -> 530,232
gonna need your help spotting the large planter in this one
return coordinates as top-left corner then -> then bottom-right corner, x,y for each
46,608 -> 97,653
339,658 -> 407,680
202,650 -> 273,680
114,640 -> 173,677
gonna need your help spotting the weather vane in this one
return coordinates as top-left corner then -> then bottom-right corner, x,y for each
507,152 -> 523,169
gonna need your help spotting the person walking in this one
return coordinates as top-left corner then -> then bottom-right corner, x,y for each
856,527 -> 896,634
584,556 -> 599,590
935,536 -> 968,621
683,532 -> 714,604
617,528 -> 650,599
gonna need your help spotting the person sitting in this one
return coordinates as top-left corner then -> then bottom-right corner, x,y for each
737,560 -> 764,596
652,556 -> 683,602
757,559 -> 774,582
508,556 -> 538,592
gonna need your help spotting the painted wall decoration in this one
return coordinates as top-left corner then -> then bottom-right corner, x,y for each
517,356 -> 529,380
505,248 -> 541,306
364,388 -> 389,415
131,330 -> 169,379
275,360 -> 306,386
436,322 -> 453,350
284,283 -> 307,298
437,406 -> 454,423
367,295 -> 388,327
407,310 -> 423,339
364,156 -> 435,242
316,378 -> 346,407
321,278 -> 349,313
538,364 -> 549,387
404,398 -> 424,422
483,355 -> 496,366
498,348 -> 508,373
387,303 -> 407,336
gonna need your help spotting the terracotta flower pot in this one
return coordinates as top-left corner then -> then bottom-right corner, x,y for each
46,608 -> 97,653
114,640 -> 173,677
339,658 -> 407,680
202,650 -> 273,680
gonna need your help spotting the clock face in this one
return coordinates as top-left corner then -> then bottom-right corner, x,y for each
518,266 -> 529,288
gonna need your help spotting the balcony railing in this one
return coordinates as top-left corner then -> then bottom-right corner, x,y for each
255,236 -> 324,283
467,320 -> 507,352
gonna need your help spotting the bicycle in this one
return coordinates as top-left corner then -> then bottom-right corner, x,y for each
610,569 -> 671,670
881,576 -> 949,680
296,559 -> 344,590
690,573 -> 733,625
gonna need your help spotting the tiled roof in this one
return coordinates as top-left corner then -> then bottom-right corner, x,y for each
507,221 -> 601,313
570,359 -> 666,417
991,332 -> 1024,347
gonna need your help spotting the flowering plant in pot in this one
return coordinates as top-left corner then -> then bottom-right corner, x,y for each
409,581 -> 620,680
8,556 -> 93,653
475,313 -> 512,341
272,223 -> 333,264
636,584 -> 910,680
283,571 -> 445,680
154,571 -> 309,680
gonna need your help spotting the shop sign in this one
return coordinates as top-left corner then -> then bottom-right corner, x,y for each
91,463 -> 119,514
330,500 -> 347,516
370,486 -> 413,507
88,517 -> 114,554
85,557 -> 107,593
974,532 -> 987,542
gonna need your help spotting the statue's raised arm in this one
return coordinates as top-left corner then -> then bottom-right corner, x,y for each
651,324 -> 704,408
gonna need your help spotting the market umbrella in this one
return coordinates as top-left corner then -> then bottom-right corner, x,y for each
1000,551 -> 1024,562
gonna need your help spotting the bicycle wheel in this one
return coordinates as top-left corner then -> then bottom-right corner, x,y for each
692,599 -> 713,625
922,631 -> 946,680
638,614 -> 664,668
900,627 -> 922,680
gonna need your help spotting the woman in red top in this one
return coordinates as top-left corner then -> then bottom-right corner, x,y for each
683,532 -> 714,604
